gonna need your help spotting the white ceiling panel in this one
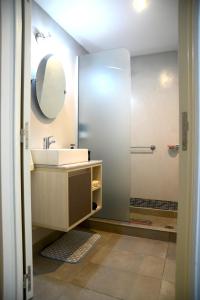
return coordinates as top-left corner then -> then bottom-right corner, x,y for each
35,0 -> 178,56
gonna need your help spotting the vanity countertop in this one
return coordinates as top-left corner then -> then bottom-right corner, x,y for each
34,160 -> 102,171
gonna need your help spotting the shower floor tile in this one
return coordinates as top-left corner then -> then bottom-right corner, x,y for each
129,211 -> 177,231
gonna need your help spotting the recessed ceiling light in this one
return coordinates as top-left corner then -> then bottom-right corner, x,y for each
132,0 -> 149,13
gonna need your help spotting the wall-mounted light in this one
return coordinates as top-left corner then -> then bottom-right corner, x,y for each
31,29 -> 52,79
31,28 -> 70,81
132,0 -> 149,13
34,30 -> 51,43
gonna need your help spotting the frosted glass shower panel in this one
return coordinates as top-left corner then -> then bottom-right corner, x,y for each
79,49 -> 131,221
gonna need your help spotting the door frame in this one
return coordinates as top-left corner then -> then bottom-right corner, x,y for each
195,4 -> 200,298
21,0 -> 33,298
176,0 -> 200,299
0,0 -> 24,299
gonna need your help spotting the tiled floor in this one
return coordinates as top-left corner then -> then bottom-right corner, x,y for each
33,230 -> 176,300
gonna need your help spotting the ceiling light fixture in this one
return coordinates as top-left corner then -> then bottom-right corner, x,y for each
132,0 -> 149,13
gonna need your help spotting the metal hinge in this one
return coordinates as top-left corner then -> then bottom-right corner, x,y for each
20,122 -> 29,149
23,265 -> 32,291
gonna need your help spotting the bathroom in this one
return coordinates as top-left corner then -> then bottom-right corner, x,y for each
30,0 -> 178,299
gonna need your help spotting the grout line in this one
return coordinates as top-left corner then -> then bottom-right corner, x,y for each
158,242 -> 170,298
157,278 -> 163,300
79,285 -> 123,300
162,242 -> 169,277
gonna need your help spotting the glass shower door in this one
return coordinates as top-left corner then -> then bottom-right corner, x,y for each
78,49 -> 131,221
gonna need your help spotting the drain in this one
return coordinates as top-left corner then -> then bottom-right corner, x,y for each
165,225 -> 174,229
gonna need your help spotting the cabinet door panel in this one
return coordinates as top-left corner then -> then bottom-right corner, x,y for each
31,170 -> 68,230
68,169 -> 91,226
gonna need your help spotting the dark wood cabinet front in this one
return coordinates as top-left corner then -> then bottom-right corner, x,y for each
68,169 -> 91,226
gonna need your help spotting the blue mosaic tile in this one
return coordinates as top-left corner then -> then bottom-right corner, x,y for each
130,198 -> 178,211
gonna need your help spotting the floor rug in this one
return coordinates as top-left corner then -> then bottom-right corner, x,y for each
41,230 -> 101,264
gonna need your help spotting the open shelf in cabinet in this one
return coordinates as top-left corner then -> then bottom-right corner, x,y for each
91,164 -> 102,211
92,165 -> 102,190
92,188 -> 102,211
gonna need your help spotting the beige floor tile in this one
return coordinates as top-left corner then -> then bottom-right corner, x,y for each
70,263 -> 134,299
138,255 -> 165,279
47,260 -> 89,282
167,243 -> 176,260
159,280 -> 175,300
34,269 -> 162,300
79,230 -> 122,253
33,254 -> 63,276
34,275 -> 118,300
90,246 -> 143,273
163,259 -> 176,283
126,274 -> 161,300
33,275 -> 67,300
96,231 -> 124,249
34,254 -> 87,283
58,283 -> 118,300
76,289 -> 118,300
33,232 -> 174,300
112,235 -> 168,258
94,230 -> 119,241
90,245 -> 165,279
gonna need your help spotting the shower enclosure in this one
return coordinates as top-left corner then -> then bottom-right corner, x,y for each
79,49 -> 179,231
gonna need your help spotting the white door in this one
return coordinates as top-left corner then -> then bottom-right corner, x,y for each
0,0 -> 33,299
21,0 -> 33,299
0,0 -> 24,299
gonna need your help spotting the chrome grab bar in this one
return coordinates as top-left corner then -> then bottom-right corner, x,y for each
130,145 -> 156,151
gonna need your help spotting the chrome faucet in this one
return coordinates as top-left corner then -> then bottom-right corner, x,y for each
43,136 -> 56,149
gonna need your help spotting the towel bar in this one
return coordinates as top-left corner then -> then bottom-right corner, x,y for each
130,145 -> 156,151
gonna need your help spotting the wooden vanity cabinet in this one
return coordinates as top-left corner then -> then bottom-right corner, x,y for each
31,163 -> 102,232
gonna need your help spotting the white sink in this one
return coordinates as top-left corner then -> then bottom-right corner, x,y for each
31,149 -> 88,166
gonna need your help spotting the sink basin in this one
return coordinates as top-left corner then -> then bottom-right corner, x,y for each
31,149 -> 88,166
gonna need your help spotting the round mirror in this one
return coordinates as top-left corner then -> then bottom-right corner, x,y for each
36,54 -> 66,119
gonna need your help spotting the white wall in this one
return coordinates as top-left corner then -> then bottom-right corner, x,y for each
31,2 -> 87,243
31,1 -> 87,149
131,51 -> 179,202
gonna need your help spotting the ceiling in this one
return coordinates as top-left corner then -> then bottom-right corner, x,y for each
35,0 -> 178,57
